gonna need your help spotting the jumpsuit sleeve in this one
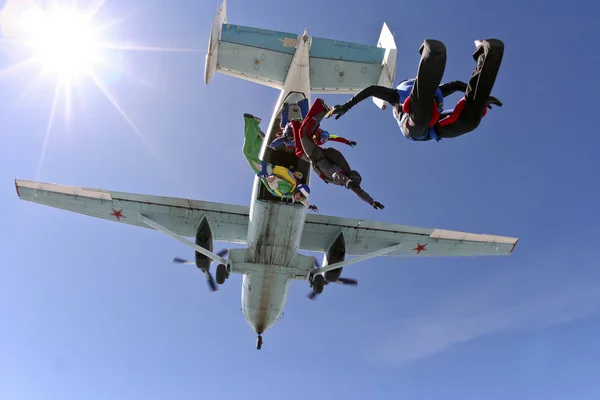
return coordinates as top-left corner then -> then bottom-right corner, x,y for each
299,199 -> 311,208
328,135 -> 350,145
344,85 -> 401,109
269,136 -> 289,148
439,80 -> 468,97
349,185 -> 375,206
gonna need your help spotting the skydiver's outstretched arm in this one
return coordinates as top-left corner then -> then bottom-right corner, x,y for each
269,135 -> 293,149
299,199 -> 319,212
329,40 -> 447,122
345,85 -> 401,108
439,81 -> 502,107
326,85 -> 401,119
439,80 -> 468,97
347,182 -> 384,209
328,135 -> 356,146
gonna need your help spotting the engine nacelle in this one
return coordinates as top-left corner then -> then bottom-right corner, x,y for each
323,231 -> 345,283
195,217 -> 214,271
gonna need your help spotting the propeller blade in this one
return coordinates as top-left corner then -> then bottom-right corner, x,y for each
203,269 -> 218,292
173,256 -> 221,292
336,277 -> 358,286
173,257 -> 195,264
174,249 -> 227,266
307,291 -> 318,300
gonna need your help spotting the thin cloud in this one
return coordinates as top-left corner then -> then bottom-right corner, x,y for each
370,254 -> 600,365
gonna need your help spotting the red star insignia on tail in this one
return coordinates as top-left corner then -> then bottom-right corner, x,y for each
413,243 -> 427,254
110,208 -> 126,221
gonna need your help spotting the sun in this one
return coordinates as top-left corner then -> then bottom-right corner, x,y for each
18,7 -> 103,79
0,0 -> 205,182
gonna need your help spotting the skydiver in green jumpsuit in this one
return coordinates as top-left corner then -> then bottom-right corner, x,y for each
243,113 -> 318,212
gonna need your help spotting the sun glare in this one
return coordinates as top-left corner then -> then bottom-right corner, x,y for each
18,8 -> 102,78
0,0 -> 204,183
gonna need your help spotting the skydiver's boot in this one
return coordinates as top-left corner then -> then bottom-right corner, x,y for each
244,113 -> 262,124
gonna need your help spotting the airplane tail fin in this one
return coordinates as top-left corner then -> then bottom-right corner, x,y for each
204,0 -> 397,102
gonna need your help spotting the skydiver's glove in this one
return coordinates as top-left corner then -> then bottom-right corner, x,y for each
325,104 -> 350,120
308,205 -> 319,212
487,96 -> 503,109
371,201 -> 384,210
348,141 -> 357,147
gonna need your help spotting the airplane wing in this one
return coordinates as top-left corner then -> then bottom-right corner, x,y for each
14,180 -> 250,244
204,1 -> 397,94
300,213 -> 518,257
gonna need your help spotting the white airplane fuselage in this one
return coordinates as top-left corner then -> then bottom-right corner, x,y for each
241,184 -> 308,335
238,30 -> 313,336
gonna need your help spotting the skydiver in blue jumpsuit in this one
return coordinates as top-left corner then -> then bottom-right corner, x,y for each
325,39 -> 504,142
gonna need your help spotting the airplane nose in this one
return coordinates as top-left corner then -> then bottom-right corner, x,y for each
243,307 -> 274,335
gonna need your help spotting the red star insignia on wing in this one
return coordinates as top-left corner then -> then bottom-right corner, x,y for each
110,208 -> 126,221
412,243 -> 427,254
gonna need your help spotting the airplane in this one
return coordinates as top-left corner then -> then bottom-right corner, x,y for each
14,0 -> 518,350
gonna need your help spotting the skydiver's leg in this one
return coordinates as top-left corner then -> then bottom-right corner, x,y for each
436,39 -> 504,139
296,121 -> 324,162
323,147 -> 351,173
304,98 -> 331,126
280,103 -> 289,128
403,40 -> 447,137
293,99 -> 330,158
462,39 -> 504,121
291,120 -> 306,159
297,98 -> 309,119
291,119 -> 343,183
243,114 -> 264,174
346,170 -> 362,186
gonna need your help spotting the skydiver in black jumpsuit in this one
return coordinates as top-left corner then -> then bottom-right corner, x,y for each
326,39 -> 505,141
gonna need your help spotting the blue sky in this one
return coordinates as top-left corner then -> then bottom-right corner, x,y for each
1,0 -> 599,399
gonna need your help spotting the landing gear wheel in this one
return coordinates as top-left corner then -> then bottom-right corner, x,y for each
313,274 -> 325,294
216,264 -> 227,285
256,335 -> 263,350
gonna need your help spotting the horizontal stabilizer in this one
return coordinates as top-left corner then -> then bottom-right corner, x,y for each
210,23 -> 299,89
204,1 -> 398,95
